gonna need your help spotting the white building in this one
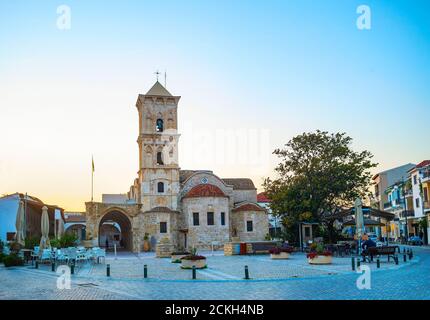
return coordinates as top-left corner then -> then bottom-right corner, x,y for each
0,193 -> 65,243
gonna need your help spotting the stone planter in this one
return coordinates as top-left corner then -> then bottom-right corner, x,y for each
171,253 -> 190,263
181,258 -> 207,269
143,240 -> 150,252
308,255 -> 333,265
270,252 -> 290,259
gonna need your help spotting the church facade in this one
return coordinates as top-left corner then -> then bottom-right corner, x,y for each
84,82 -> 268,252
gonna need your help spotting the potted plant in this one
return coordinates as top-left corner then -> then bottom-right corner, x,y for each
269,245 -> 293,259
3,253 -> 24,267
180,248 -> 207,269
171,248 -> 191,263
143,233 -> 151,252
9,241 -> 23,254
307,243 -> 333,265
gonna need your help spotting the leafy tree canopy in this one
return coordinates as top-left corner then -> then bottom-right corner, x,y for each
264,130 -> 377,242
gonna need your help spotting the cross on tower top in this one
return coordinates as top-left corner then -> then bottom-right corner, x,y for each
154,70 -> 161,81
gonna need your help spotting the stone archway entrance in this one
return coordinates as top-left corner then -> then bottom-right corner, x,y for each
99,210 -> 133,251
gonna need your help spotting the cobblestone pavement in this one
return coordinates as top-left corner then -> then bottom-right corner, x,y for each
0,246 -> 428,300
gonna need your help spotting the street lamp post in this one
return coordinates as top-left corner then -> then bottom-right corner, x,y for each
401,178 -> 409,243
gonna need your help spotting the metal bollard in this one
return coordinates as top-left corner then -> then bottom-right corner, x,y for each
377,258 -> 380,268
403,254 -> 407,262
244,266 -> 250,280
409,250 -> 413,259
357,260 -> 360,268
144,264 -> 148,279
351,257 -> 355,271
51,262 -> 56,272
395,256 -> 399,265
192,266 -> 196,280
403,248 -> 406,254
106,264 -> 111,277
71,263 -> 75,275
35,261 -> 39,269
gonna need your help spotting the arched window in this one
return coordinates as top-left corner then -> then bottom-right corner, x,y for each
157,182 -> 165,193
156,119 -> 164,132
156,152 -> 164,165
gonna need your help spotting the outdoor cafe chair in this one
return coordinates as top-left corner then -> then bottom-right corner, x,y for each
31,247 -> 40,261
75,251 -> 87,264
84,250 -> 94,263
40,249 -> 52,264
55,249 -> 68,264
94,249 -> 106,264
67,250 -> 77,265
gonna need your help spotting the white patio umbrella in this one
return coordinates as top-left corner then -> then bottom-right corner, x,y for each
39,206 -> 51,251
355,198 -> 365,255
15,200 -> 26,246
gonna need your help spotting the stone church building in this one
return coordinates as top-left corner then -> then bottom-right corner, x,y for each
84,82 -> 268,252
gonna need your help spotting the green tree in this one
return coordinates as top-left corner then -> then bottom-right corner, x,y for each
264,130 -> 377,243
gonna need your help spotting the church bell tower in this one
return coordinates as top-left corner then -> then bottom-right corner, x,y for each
135,81 -> 181,212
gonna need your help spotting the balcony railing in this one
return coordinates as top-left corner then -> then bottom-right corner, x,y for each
384,199 -> 404,209
401,210 -> 415,218
405,189 -> 413,195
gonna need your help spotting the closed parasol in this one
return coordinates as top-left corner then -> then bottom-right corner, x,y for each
39,206 -> 51,251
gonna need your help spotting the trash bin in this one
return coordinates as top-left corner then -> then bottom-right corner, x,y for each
233,243 -> 241,255
240,242 -> 247,255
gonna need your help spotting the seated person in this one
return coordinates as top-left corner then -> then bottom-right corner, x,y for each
361,237 -> 376,251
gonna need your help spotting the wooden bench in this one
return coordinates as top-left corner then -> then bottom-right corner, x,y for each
362,246 -> 399,263
250,242 -> 279,254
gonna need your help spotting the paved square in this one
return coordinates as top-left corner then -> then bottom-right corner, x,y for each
0,246 -> 428,300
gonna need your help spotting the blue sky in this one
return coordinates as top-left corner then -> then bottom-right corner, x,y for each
0,0 -> 429,210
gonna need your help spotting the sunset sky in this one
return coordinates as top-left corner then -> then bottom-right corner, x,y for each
1,0 -> 429,211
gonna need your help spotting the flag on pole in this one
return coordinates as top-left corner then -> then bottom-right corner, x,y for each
91,155 -> 95,202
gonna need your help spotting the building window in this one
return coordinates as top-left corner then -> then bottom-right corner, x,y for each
424,187 -> 429,202
157,152 -> 164,165
207,212 -> 214,226
220,212 -> 225,226
414,175 -> 417,185
246,220 -> 253,232
157,182 -> 164,193
193,212 -> 199,226
304,226 -> 311,237
156,119 -> 164,132
160,222 -> 167,233
415,198 -> 420,208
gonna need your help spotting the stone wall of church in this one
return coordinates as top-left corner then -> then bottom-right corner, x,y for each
182,197 -> 230,250
138,211 -> 179,250
231,210 -> 269,242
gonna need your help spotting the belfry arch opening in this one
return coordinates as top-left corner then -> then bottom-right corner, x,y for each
99,210 -> 132,251
156,119 -> 164,132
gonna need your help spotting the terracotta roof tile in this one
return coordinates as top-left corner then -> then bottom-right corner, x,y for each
183,184 -> 227,198
233,203 -> 265,212
257,192 -> 271,203
416,160 -> 430,168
